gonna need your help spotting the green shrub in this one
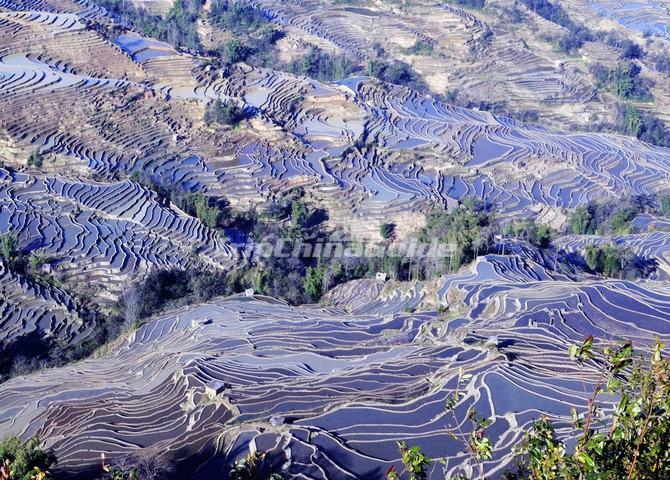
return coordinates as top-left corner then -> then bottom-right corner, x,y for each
569,206 -> 594,235
287,48 -> 359,82
504,220 -> 555,249
0,436 -> 55,480
221,38 -> 251,63
204,99 -> 246,126
27,151 -> 43,168
380,223 -> 395,240
508,337 -> 670,479
659,195 -> 670,217
386,442 -> 431,480
404,41 -> 433,56
230,451 -> 283,480
290,200 -> 308,230
583,243 -> 641,278
303,265 -> 325,301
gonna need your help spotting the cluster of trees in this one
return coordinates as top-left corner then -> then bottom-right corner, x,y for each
418,199 -> 497,271
118,190 -> 557,314
184,192 -> 227,229
96,0 -> 201,51
208,0 -> 268,34
120,267 -> 249,327
555,26 -> 592,54
1,232 -> 24,273
366,59 -> 429,93
591,62 -> 651,101
207,0 -> 289,69
565,196 -> 666,278
239,189 -> 414,303
113,188 -> 341,309
520,0 -> 643,58
521,0 -> 574,27
387,337 -> 670,480
217,39 -> 253,64
602,33 -> 644,60
650,50 -> 670,74
503,220 -> 555,249
569,203 -> 635,236
209,32 -> 285,67
520,0 -> 592,53
471,99 -> 540,124
583,243 -> 641,278
208,2 -> 358,83
286,48 -> 359,82
0,233 -> 59,287
203,98 -> 247,127
567,194 -> 670,236
615,104 -> 670,147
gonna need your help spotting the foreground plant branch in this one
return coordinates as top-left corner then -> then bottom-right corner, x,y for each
387,336 -> 670,480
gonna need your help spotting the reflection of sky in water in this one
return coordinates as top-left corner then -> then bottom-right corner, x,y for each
471,137 -> 513,166
114,34 -> 174,61
586,1 -> 670,38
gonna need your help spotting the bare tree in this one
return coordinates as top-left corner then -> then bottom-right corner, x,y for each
109,451 -> 172,480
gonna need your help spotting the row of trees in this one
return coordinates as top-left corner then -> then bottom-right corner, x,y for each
117,192 -> 559,319
519,0 -> 593,53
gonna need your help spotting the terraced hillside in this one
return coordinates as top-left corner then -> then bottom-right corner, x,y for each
1,0 -> 670,478
1,254 -> 668,478
240,0 -> 603,123
0,169 -> 239,296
